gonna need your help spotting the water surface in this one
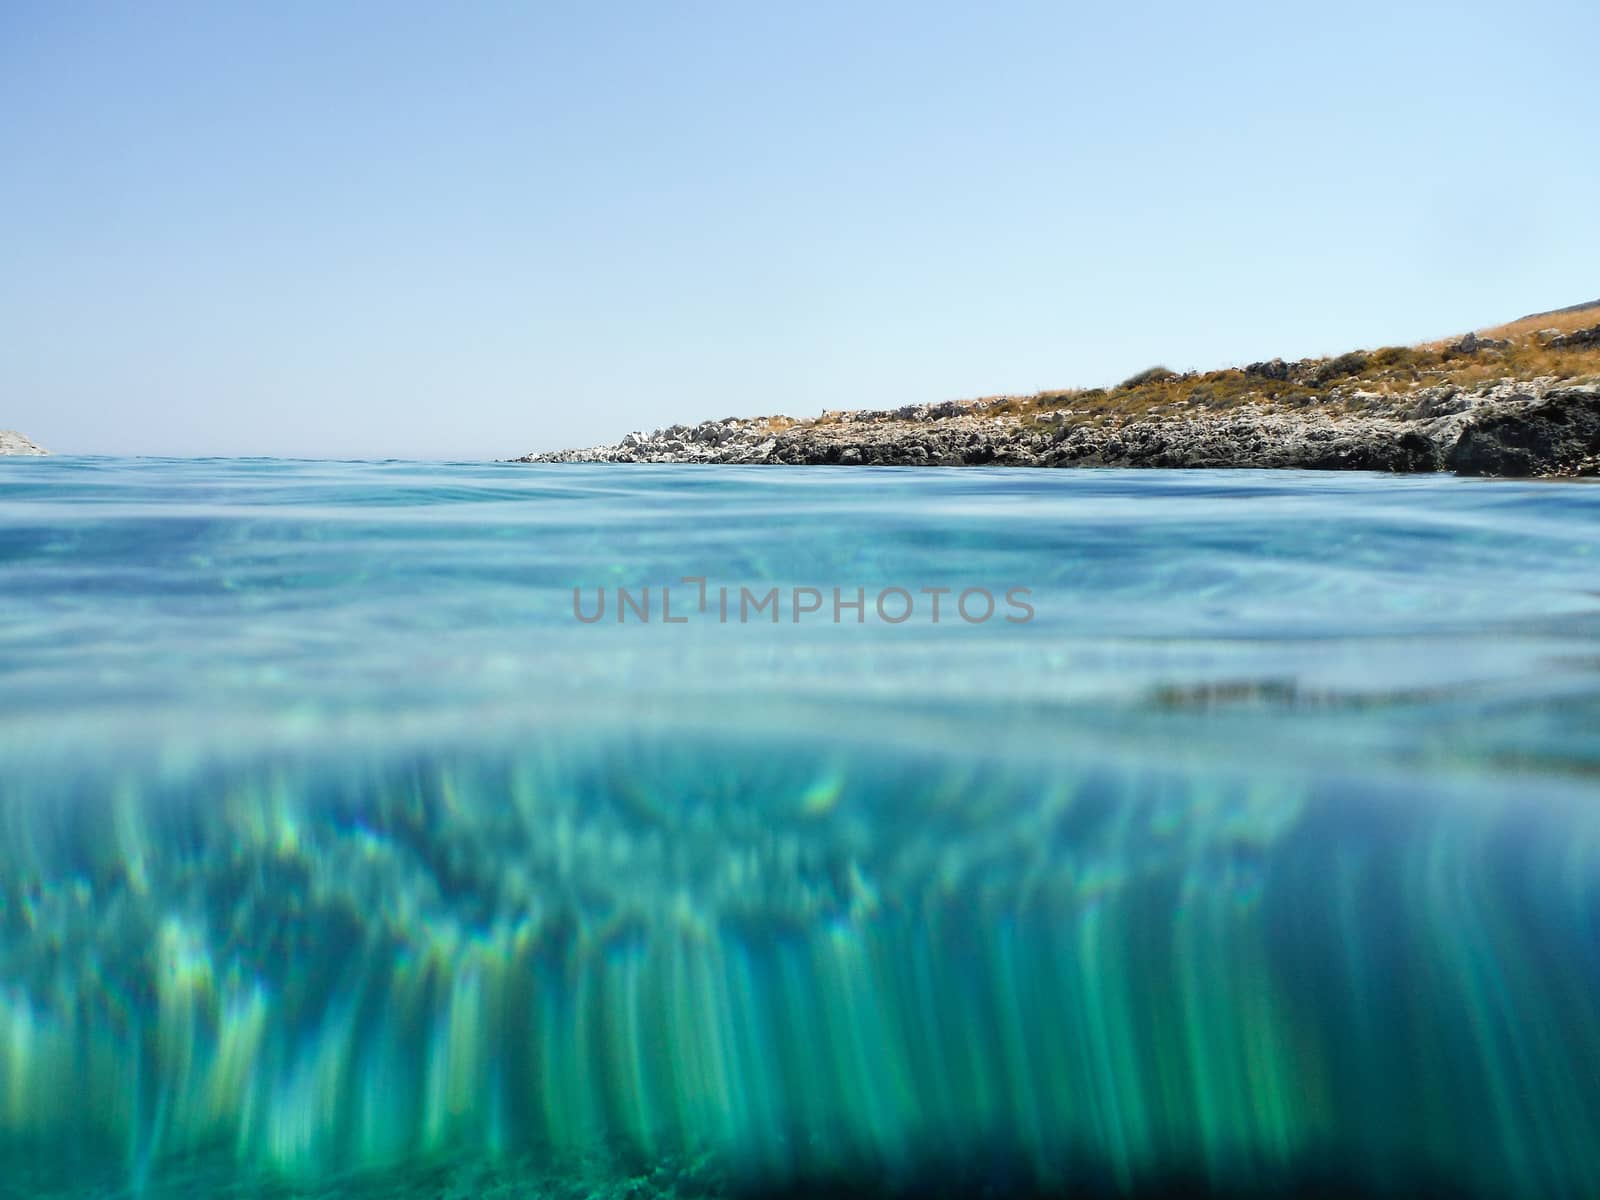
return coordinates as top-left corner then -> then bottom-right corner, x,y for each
2,459 -> 1598,1198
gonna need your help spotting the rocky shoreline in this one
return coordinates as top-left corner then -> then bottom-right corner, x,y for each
520,379 -> 1600,478
517,321 -> 1600,478
0,430 -> 48,456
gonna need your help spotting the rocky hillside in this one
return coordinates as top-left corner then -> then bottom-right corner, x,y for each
517,307 -> 1600,477
0,430 -> 48,456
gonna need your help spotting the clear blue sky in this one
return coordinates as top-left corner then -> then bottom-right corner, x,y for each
3,1 -> 1595,459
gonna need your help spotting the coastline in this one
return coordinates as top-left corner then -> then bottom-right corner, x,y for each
517,315 -> 1600,478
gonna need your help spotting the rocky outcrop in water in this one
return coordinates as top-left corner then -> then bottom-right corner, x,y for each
0,430 -> 48,456
518,380 -> 1600,478
1446,390 -> 1600,477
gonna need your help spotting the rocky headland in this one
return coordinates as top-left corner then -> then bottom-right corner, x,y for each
518,305 -> 1600,477
0,430 -> 48,456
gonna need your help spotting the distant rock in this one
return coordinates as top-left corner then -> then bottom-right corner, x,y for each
0,430 -> 48,456
1543,323 -> 1600,350
1444,331 -> 1510,356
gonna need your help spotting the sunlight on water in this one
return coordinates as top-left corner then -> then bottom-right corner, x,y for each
2,460 -> 1599,1198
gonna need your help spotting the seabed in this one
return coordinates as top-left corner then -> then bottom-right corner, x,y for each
2,732 -> 1597,1199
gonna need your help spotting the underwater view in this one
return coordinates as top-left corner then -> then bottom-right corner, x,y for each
2,459 -> 1600,1199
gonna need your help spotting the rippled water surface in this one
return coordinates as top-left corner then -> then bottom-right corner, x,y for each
2,458 -> 1599,1198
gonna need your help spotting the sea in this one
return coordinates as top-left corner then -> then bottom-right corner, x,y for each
1,458 -> 1598,1199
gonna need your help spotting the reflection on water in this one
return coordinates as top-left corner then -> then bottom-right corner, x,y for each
1,459 -> 1599,1198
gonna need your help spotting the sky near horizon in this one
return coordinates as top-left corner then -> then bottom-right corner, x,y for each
2,2 -> 1596,460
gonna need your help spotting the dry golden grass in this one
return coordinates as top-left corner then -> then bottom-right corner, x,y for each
791,304 -> 1600,432
1431,344 -> 1600,392
1477,301 -> 1600,341
1012,314 -> 1600,423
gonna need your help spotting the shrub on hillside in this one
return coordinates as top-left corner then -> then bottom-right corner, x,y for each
1313,351 -> 1371,385
1120,366 -> 1178,389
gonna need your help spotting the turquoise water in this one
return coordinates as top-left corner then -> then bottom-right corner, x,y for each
2,459 -> 1599,1198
